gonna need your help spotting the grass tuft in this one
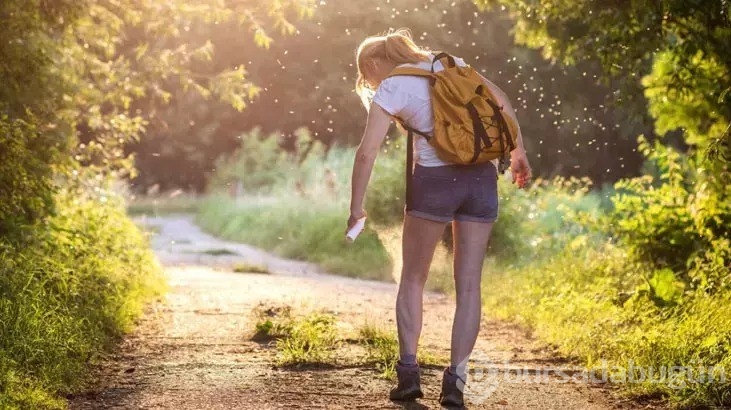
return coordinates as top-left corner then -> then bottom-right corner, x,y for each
232,262 -> 270,274
198,248 -> 238,256
275,313 -> 339,366
358,321 -> 399,378
251,304 -> 339,366
251,304 -> 294,342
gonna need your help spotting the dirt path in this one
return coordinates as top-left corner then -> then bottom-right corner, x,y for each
69,215 -> 636,410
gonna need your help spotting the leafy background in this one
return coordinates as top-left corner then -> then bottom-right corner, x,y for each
1,0 -> 729,408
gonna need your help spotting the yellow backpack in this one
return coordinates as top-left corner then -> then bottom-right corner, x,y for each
386,52 -> 518,174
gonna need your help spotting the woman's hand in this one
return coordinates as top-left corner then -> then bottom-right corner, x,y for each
345,209 -> 368,234
510,148 -> 532,189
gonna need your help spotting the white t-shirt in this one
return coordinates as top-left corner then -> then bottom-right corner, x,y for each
373,55 -> 468,167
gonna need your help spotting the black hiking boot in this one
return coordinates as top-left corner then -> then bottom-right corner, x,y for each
389,362 -> 424,401
439,368 -> 466,409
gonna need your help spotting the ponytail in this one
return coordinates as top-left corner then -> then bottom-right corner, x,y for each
355,28 -> 431,108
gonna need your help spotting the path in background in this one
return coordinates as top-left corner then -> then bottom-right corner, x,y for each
69,215 -> 637,409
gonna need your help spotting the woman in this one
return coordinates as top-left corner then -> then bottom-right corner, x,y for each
347,29 -> 531,408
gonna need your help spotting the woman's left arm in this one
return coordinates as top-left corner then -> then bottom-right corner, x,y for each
348,102 -> 392,229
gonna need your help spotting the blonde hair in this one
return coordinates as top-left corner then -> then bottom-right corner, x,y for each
355,28 -> 431,107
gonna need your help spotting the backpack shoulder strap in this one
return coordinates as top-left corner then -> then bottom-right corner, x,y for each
431,52 -> 457,71
392,115 -> 431,140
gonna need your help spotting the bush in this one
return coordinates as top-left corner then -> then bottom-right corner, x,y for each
0,188 -> 166,409
608,137 -> 731,294
209,128 -> 293,193
484,242 -> 731,408
0,116 -> 68,238
490,175 -> 604,262
208,127 -> 352,196
484,138 -> 731,407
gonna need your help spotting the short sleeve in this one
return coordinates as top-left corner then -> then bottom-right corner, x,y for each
372,77 -> 409,116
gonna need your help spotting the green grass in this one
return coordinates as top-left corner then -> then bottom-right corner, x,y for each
197,195 -> 393,280
484,243 -> 731,408
358,321 -> 399,377
232,262 -> 270,274
0,189 -> 166,410
250,304 -> 339,366
196,197 -> 455,289
252,308 -> 446,376
275,313 -> 339,366
198,248 -> 238,256
126,193 -> 201,216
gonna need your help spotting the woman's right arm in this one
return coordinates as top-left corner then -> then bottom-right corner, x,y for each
347,102 -> 392,229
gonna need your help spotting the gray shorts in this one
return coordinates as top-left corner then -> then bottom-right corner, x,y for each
406,161 -> 499,224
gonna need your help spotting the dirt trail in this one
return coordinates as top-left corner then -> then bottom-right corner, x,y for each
69,215 -> 636,410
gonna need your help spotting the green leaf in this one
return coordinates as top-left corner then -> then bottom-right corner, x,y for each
648,268 -> 685,305
134,43 -> 148,61
719,87 -> 730,104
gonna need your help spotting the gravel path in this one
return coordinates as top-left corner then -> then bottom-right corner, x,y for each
69,215 -> 639,410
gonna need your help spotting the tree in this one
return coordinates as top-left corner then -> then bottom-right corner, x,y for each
473,0 -> 731,159
0,0 -> 80,236
65,0 -> 315,178
0,0 -> 314,236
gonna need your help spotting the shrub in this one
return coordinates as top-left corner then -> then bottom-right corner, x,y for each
608,137 -> 731,294
485,138 -> 731,407
208,128 -> 292,193
484,242 -> 731,408
0,116 -> 68,238
490,175 -> 604,262
0,188 -> 166,409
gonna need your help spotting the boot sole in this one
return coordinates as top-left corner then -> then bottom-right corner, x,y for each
439,394 -> 465,409
439,401 -> 465,409
390,387 -> 424,401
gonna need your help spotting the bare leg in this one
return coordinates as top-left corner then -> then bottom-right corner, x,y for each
450,220 -> 493,375
396,214 -> 447,359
